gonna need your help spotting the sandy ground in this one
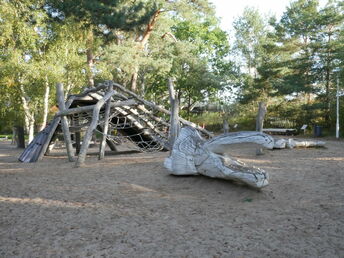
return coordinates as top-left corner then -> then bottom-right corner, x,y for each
0,138 -> 343,257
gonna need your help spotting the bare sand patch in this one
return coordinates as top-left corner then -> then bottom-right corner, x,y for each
0,139 -> 343,257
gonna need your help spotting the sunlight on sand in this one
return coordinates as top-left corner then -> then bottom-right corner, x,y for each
239,159 -> 273,164
314,157 -> 344,161
128,183 -> 157,192
0,168 -> 25,173
0,196 -> 95,209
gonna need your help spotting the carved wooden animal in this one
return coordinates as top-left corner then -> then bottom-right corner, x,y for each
164,127 -> 274,189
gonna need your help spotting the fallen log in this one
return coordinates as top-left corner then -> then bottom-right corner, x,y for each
272,138 -> 326,149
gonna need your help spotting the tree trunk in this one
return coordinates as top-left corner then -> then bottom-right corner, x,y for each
223,119 -> 229,133
129,10 -> 162,92
39,77 -> 50,131
130,67 -> 139,92
86,29 -> 95,87
256,102 -> 267,132
168,78 -> 180,149
325,32 -> 332,124
19,84 -> 35,144
255,102 -> 267,155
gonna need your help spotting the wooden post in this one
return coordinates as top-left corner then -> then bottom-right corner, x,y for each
256,102 -> 267,132
75,90 -> 115,167
96,125 -> 118,151
168,78 -> 180,149
74,114 -> 81,155
16,126 -> 25,148
56,83 -> 75,162
256,102 -> 267,155
99,84 -> 113,160
223,119 -> 229,133
39,96 -> 75,160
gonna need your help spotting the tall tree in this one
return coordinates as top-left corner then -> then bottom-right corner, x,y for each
46,0 -> 157,87
233,7 -> 268,78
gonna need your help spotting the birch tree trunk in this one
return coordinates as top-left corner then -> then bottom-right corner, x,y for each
86,29 -> 95,87
19,84 -> 35,144
255,102 -> 267,155
39,77 -> 50,132
130,67 -> 139,92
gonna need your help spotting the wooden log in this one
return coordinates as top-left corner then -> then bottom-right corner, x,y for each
255,102 -> 267,155
56,99 -> 136,117
56,83 -> 75,162
121,106 -> 167,139
74,114 -> 81,155
75,90 -> 116,167
68,83 -> 108,99
39,96 -> 76,159
271,138 -> 326,149
293,140 -> 325,148
256,102 -> 267,132
168,78 -> 180,149
223,119 -> 229,133
99,85 -> 113,160
16,126 -> 25,149
136,105 -> 170,127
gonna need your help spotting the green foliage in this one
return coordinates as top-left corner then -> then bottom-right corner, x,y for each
234,0 -> 344,131
1,0 -> 343,137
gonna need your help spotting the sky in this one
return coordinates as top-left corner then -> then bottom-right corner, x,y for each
210,0 -> 327,33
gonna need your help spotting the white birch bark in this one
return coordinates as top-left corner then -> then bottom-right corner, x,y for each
19,85 -> 35,144
39,77 -> 50,132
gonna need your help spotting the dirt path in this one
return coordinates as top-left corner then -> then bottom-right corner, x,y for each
0,139 -> 343,257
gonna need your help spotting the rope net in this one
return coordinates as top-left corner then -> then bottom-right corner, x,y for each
67,103 -> 170,152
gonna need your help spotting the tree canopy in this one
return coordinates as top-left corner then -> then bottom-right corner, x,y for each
0,0 -> 343,137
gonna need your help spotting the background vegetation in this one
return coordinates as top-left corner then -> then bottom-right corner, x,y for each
0,0 -> 343,140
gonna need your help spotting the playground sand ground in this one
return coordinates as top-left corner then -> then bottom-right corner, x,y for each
0,139 -> 343,257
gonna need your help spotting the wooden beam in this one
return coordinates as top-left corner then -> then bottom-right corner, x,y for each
75,90 -> 116,167
99,85 -> 113,160
56,99 -> 136,117
110,82 -> 213,137
56,83 -> 75,162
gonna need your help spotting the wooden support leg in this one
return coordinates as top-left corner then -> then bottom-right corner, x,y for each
75,89 -> 115,167
168,78 -> 180,150
74,114 -> 81,155
56,83 -> 75,162
96,125 -> 118,151
99,85 -> 113,160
